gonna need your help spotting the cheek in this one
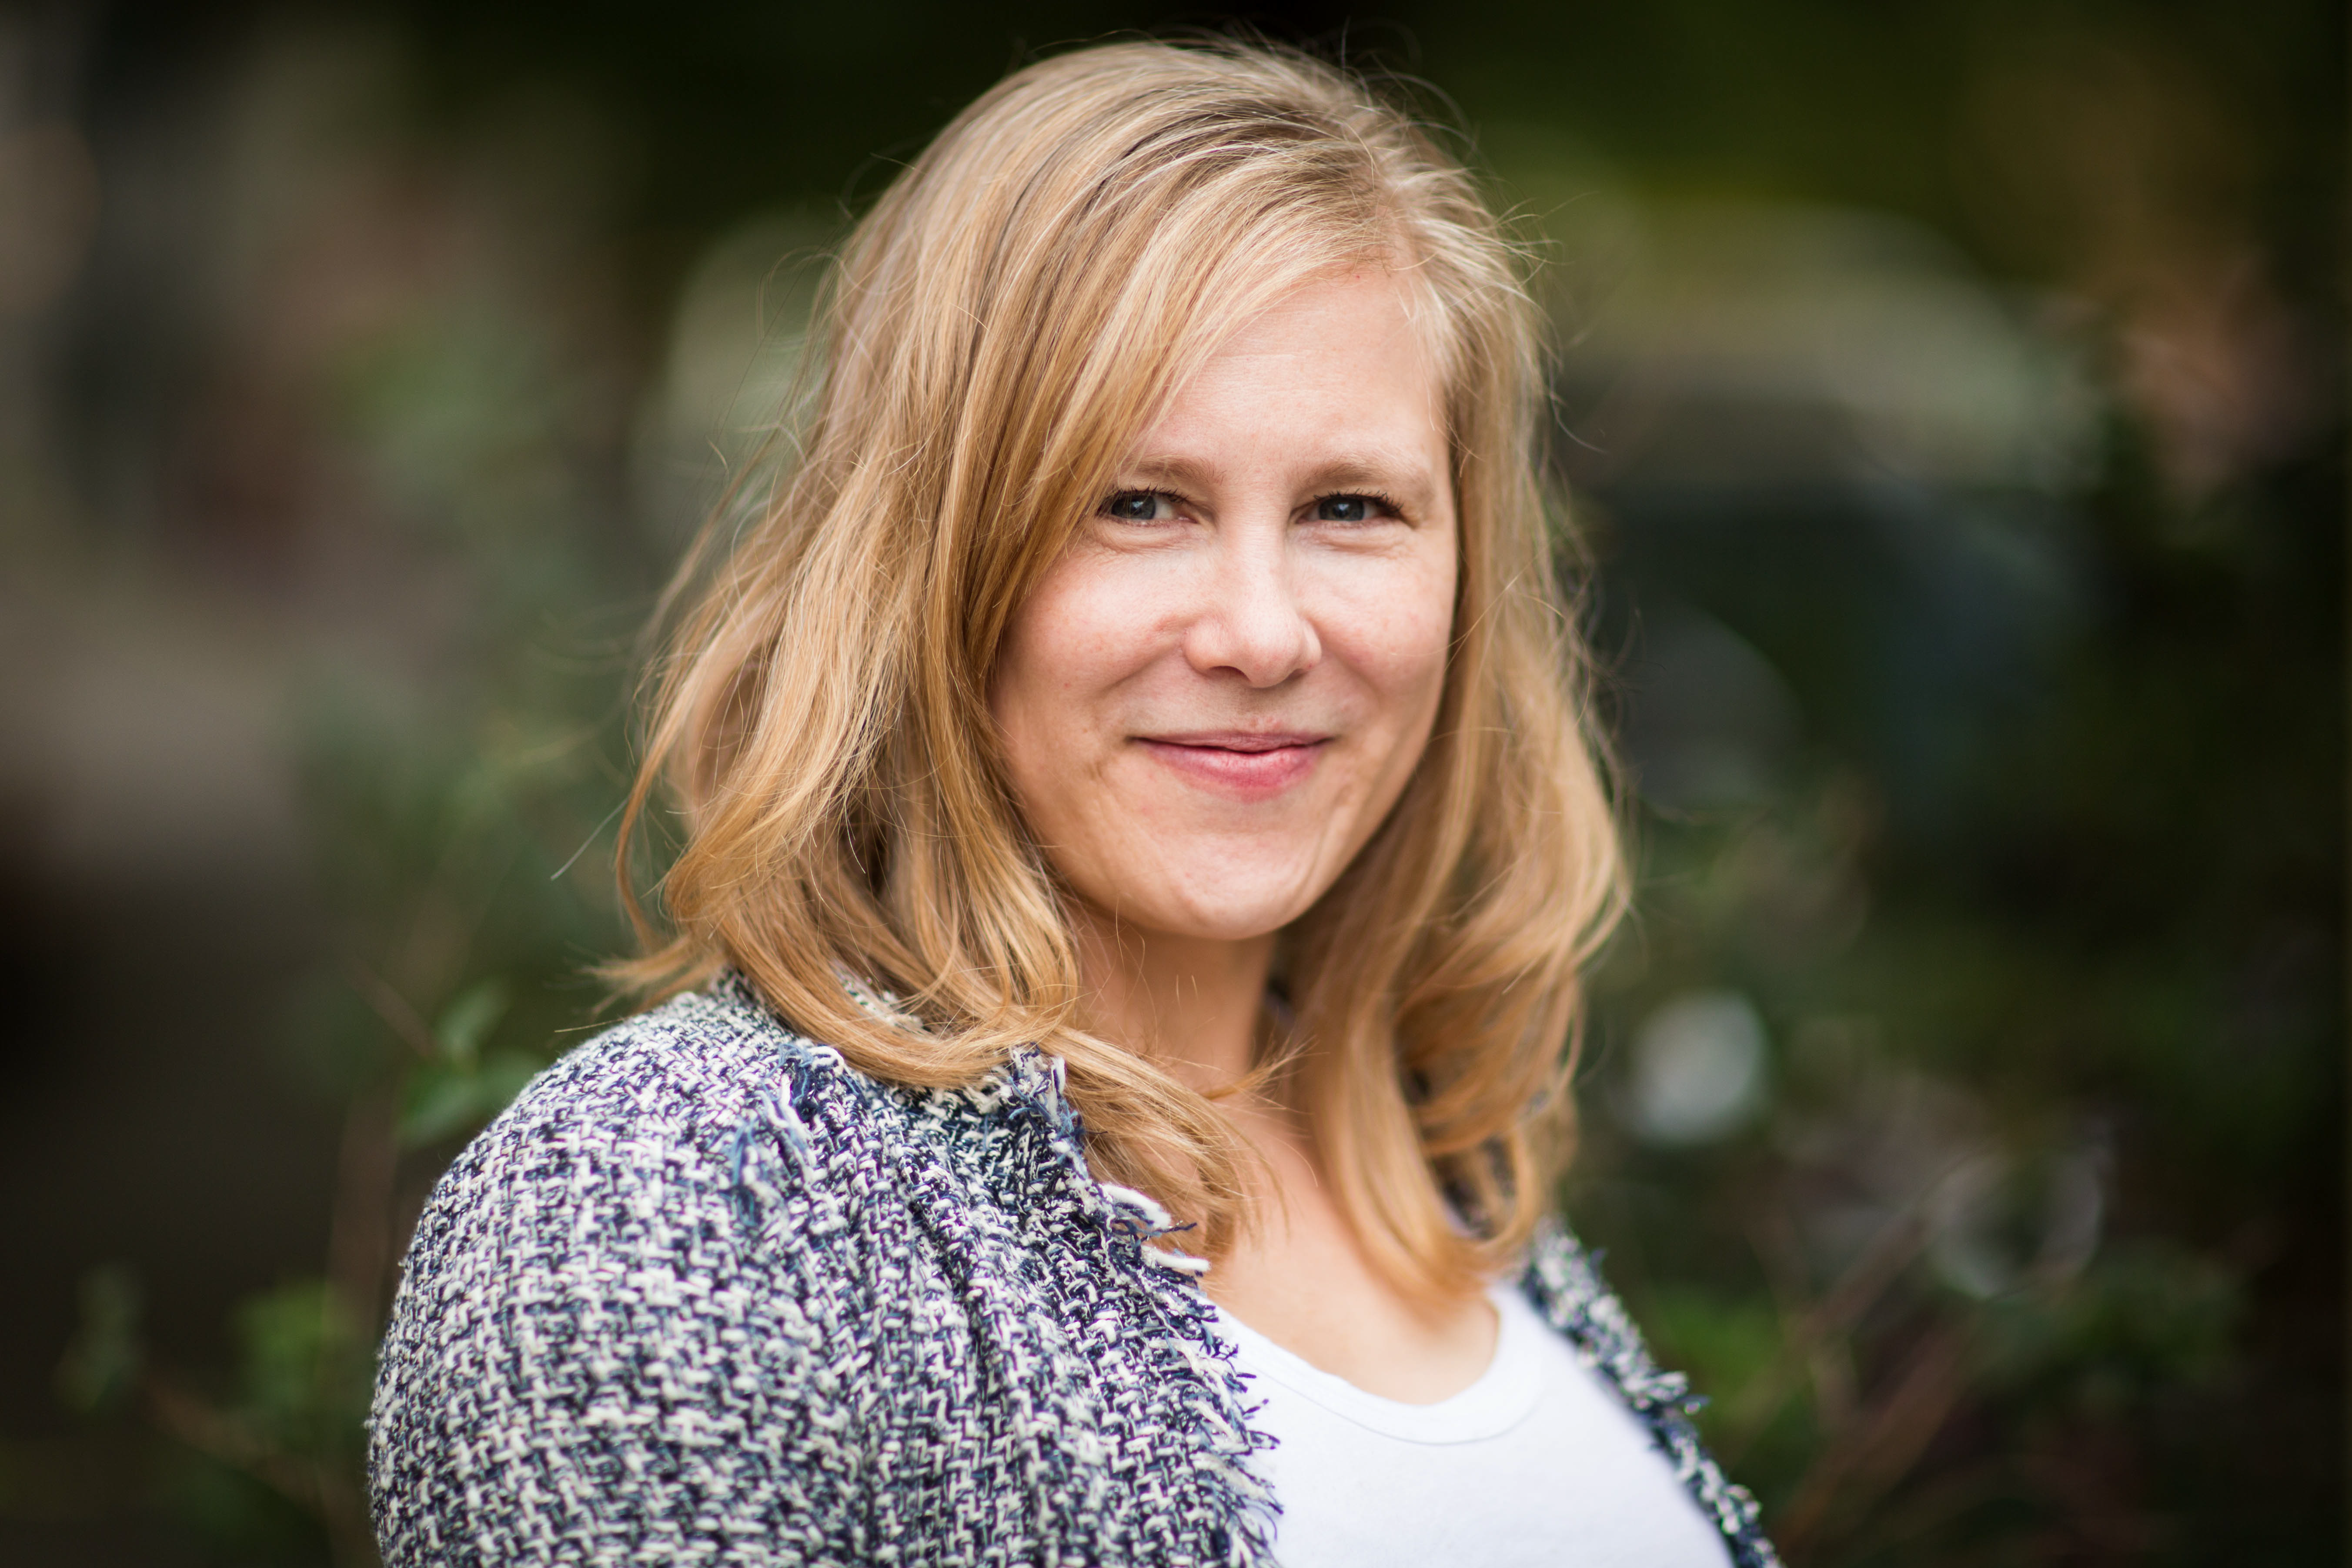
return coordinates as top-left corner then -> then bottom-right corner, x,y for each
990,611 -> 1071,807
1398,573 -> 1459,698
1334,546 -> 1458,732
990,557 -> 1151,793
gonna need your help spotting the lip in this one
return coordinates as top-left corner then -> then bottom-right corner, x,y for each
1134,730 -> 1331,799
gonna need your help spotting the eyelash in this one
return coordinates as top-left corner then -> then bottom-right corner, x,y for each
1096,489 -> 1404,524
1314,490 -> 1403,524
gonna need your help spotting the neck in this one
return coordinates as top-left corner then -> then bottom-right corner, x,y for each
1071,904 -> 1274,1093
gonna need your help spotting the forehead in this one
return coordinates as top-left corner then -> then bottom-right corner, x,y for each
1131,269 -> 1450,459
1212,267 -> 1436,367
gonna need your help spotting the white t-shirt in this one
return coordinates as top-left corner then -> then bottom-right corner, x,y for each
1218,1285 -> 1734,1568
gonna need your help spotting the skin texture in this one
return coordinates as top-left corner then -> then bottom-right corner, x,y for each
992,270 -> 1497,1401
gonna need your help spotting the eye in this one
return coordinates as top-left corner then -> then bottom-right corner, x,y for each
1312,492 -> 1396,524
1100,490 -> 1176,523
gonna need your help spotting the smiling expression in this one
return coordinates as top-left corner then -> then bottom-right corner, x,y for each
990,269 -> 1459,943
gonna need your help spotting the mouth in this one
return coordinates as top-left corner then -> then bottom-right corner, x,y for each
1133,730 -> 1331,798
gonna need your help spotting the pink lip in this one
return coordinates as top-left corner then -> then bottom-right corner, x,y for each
1135,731 -> 1330,799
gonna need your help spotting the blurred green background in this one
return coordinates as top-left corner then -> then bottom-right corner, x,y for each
0,2 -> 2339,1564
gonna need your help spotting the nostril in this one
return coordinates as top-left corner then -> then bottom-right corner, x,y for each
1195,604 -> 1315,687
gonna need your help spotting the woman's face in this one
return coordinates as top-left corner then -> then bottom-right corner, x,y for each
992,270 -> 1458,945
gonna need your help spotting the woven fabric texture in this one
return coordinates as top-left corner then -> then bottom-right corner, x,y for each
368,980 -> 1779,1567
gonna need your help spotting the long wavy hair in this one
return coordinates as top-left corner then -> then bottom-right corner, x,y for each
613,39 -> 1624,1304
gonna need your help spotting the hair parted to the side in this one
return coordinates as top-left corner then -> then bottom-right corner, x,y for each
612,38 -> 1625,1304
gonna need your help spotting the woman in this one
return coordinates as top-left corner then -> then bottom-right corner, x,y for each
370,40 -> 1777,1568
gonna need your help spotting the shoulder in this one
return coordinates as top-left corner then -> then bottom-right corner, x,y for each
392,980 -> 902,1288
423,980 -> 884,1207
368,983 -> 891,1562
479,980 -> 814,1151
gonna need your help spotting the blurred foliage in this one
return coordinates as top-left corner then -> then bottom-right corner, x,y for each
36,0 -> 2340,1564
55,1267 -> 144,1420
1570,385 -> 2339,1559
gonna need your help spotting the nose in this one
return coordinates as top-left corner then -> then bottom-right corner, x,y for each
1180,521 -> 1320,688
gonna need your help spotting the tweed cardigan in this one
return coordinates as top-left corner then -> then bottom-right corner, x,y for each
368,980 -> 1780,1567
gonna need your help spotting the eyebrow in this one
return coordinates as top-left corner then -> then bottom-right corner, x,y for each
1114,450 -> 1441,502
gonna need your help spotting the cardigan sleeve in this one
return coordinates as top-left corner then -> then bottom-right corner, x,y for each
367,1046 -> 874,1568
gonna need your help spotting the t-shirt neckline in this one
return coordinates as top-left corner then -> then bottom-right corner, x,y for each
1215,1284 -> 1551,1444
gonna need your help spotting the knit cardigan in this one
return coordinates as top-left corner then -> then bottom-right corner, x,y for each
368,980 -> 1780,1568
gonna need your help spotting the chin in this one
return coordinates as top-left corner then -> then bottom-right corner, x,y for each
1153,906 -> 1298,943
1146,868 -> 1326,942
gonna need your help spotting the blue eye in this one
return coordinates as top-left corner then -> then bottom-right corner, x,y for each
1102,491 -> 1166,521
1314,494 -> 1387,523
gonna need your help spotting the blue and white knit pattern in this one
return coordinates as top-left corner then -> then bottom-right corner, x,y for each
368,980 -> 1777,1567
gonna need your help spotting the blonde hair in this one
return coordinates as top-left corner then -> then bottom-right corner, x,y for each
615,39 -> 1624,1303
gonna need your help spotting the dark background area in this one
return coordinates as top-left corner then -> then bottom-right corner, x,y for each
0,1 -> 2340,1563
